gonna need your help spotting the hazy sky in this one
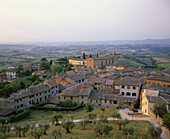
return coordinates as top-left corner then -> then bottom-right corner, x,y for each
0,0 -> 170,42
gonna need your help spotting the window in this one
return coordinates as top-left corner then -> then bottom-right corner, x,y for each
122,92 -> 124,95
122,85 -> 125,88
132,93 -> 136,96
49,95 -> 50,97
96,100 -> 98,103
95,83 -> 97,85
71,96 -> 73,100
37,98 -> 38,102
126,92 -> 131,96
64,97 -> 66,100
110,100 -> 112,104
82,96 -> 84,99
45,96 -> 46,100
58,96 -> 60,99
133,86 -> 136,89
20,104 -> 23,107
29,101 -> 31,104
127,86 -> 130,89
105,100 -> 107,103
114,101 -> 117,104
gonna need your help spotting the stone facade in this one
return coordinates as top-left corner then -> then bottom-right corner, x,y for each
69,58 -> 86,66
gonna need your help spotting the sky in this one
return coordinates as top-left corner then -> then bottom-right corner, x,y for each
0,0 -> 170,43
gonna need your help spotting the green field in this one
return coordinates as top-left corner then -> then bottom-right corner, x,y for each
118,58 -> 145,67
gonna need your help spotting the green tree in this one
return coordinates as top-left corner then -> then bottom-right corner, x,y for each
50,65 -> 62,75
148,125 -> 162,139
163,113 -> 170,130
98,114 -> 108,124
88,113 -> 96,122
153,103 -> 167,118
115,119 -> 124,130
61,120 -> 75,133
84,102 -> 94,113
80,119 -> 88,130
100,107 -> 105,114
16,65 -> 24,77
0,123 -> 8,138
122,118 -> 129,129
52,129 -> 62,139
14,124 -> 22,137
21,123 -> 30,137
24,70 -> 31,76
51,113 -> 63,126
40,59 -> 50,70
40,58 -> 48,61
39,123 -> 50,135
94,121 -> 113,137
156,66 -> 164,71
111,111 -> 121,120
123,127 -> 134,139
50,60 -> 53,65
30,127 -> 44,139
83,53 -> 86,59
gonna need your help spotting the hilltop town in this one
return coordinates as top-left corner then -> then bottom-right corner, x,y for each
0,51 -> 170,139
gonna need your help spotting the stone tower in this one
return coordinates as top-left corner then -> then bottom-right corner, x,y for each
113,51 -> 115,57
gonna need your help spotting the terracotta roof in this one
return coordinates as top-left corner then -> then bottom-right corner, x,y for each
67,75 -> 87,81
69,58 -> 84,61
147,76 -> 170,82
10,84 -> 51,100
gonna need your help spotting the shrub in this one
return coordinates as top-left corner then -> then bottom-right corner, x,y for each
31,102 -> 84,111
0,117 -> 9,124
0,110 -> 30,124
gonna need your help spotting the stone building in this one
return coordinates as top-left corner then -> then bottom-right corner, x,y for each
69,58 -> 86,66
50,85 -> 93,104
146,76 -> 170,87
0,72 -> 7,82
141,89 -> 170,115
86,52 -> 117,69
0,78 -> 62,110
66,75 -> 88,85
90,88 -> 136,108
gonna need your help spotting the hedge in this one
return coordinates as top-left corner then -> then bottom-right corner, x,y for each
0,109 -> 30,124
30,103 -> 84,111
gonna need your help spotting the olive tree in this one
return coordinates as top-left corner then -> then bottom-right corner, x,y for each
94,121 -> 113,137
61,120 -> 75,133
148,125 -> 162,139
30,127 -> 44,139
51,113 -> 63,126
52,129 -> 62,139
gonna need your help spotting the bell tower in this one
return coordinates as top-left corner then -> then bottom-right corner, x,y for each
113,51 -> 115,57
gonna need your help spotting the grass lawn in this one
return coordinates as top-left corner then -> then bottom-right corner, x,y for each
7,120 -> 152,139
14,107 -> 118,125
